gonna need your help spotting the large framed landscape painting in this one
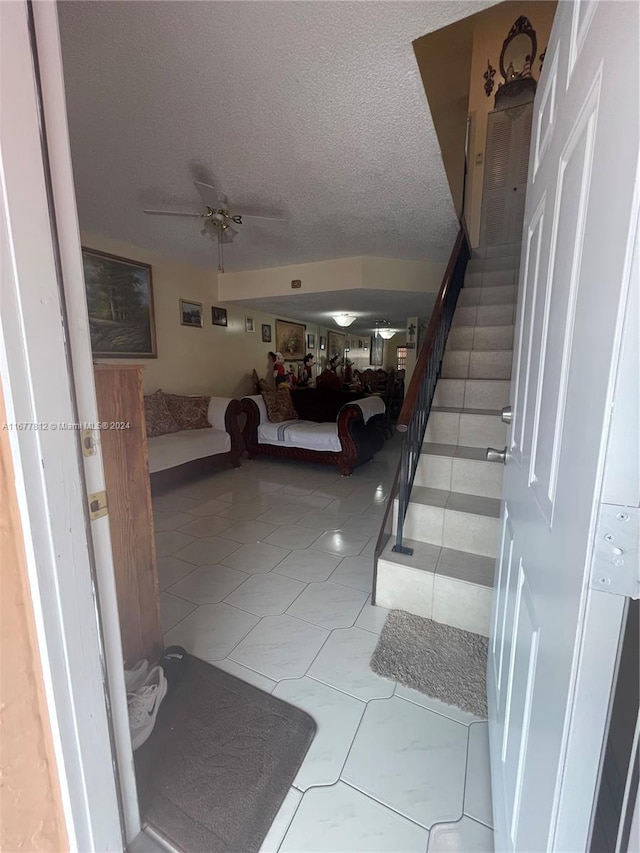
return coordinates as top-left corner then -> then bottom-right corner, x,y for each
82,248 -> 157,357
327,330 -> 345,362
275,320 -> 306,360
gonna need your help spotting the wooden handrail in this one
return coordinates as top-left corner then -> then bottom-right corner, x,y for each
396,229 -> 466,432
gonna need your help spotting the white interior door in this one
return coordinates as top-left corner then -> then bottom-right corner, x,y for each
488,2 -> 640,851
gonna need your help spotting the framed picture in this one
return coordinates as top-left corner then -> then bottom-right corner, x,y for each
261,323 -> 272,343
370,335 -> 384,366
307,332 -> 316,349
319,336 -> 326,351
275,319 -> 306,360
327,330 -> 345,362
180,299 -> 203,327
212,306 -> 228,327
358,339 -> 363,348
245,317 -> 255,333
82,248 -> 157,357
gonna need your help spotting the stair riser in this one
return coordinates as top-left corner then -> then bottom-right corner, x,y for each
376,559 -> 491,636
473,243 -> 520,259
433,379 -> 511,409
447,325 -> 514,352
457,285 -> 516,308
442,351 -> 513,380
464,269 -> 518,288
452,304 -> 516,327
467,255 -> 520,275
425,411 -> 507,447
415,455 -> 505,499
396,502 -> 499,558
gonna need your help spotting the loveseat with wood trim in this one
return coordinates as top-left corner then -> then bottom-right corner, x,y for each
240,393 -> 385,476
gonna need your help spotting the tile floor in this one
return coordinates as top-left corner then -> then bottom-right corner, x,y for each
154,436 -> 494,852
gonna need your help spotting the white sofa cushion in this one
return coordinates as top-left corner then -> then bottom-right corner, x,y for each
258,419 -> 341,453
147,428 -> 230,473
348,396 -> 385,423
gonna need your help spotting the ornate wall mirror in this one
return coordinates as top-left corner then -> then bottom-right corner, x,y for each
495,16 -> 538,109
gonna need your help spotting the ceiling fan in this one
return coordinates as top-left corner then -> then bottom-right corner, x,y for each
144,181 -> 286,271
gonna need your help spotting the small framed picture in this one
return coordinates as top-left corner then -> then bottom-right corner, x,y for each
319,335 -> 326,351
358,339 -> 363,348
261,323 -> 272,343
245,317 -> 255,333
307,333 -> 315,349
212,306 -> 228,327
180,299 -> 203,327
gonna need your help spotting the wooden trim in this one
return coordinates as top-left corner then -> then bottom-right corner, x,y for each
396,229 -> 466,431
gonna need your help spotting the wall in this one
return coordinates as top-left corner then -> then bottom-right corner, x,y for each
466,1 -> 557,245
82,233 -> 322,398
0,381 -> 68,852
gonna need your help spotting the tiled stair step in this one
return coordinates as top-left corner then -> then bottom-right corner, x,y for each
415,443 -> 505,499
442,349 -> 513,380
472,243 -> 521,260
452,304 -> 517,327
425,407 -> 507,447
446,324 -> 514,352
393,486 -> 500,558
376,539 -> 494,635
457,284 -> 516,307
433,378 -> 511,410
466,255 -> 520,275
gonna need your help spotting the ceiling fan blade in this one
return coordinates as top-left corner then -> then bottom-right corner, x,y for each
144,209 -> 204,218
194,180 -> 222,209
238,214 -> 287,223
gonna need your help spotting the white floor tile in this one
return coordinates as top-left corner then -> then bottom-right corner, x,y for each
273,677 -> 365,790
217,501 -> 273,521
280,782 -> 428,853
156,556 -> 196,591
428,816 -> 494,852
189,497 -> 233,516
255,507 -> 308,526
219,519 -> 279,544
213,657 -> 277,694
166,564 -> 249,604
274,549 -> 343,582
287,582 -> 368,629
296,510 -> 345,531
307,627 -> 394,700
264,525 -> 322,550
259,788 -> 303,853
354,597 -> 390,634
312,530 -> 370,557
176,515 -> 234,538
152,494 -> 202,514
159,591 -> 196,631
224,572 -> 306,616
342,697 -> 468,828
229,614 -> 329,680
153,510 -> 195,532
163,602 -> 259,661
221,542 -> 291,574
329,556 -> 374,592
155,530 -> 196,558
173,535 -> 241,566
394,684 -> 483,726
464,723 -> 493,827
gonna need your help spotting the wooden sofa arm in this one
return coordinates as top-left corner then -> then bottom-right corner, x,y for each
224,398 -> 244,467
336,402 -> 385,475
240,397 -> 260,459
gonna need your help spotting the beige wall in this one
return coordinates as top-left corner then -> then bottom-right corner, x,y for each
466,1 -> 557,245
82,233 -> 323,398
0,382 -> 68,852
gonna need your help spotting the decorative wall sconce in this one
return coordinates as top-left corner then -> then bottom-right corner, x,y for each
484,61 -> 496,97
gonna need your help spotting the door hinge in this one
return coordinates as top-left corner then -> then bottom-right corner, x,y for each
88,490 -> 108,521
590,504 -> 639,598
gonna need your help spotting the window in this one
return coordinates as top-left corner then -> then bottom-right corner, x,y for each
396,346 -> 407,371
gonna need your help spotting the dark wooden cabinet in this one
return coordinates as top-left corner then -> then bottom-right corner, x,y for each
94,364 -> 162,667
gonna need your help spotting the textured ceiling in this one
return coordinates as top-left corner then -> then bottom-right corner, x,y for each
58,0 -> 494,272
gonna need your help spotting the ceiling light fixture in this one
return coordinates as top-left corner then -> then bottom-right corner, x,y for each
332,313 -> 357,328
378,329 -> 395,339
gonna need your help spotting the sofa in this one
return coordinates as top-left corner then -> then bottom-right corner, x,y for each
144,391 -> 243,488
241,393 -> 386,476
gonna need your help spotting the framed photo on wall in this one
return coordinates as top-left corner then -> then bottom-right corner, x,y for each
327,330 -> 345,362
180,299 -> 203,327
245,317 -> 255,333
82,247 -> 157,357
370,335 -> 384,366
275,319 -> 306,360
319,336 -> 326,351
261,323 -> 272,343
307,333 -> 315,349
212,306 -> 228,327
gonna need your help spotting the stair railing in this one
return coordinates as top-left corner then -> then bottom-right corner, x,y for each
390,229 -> 469,557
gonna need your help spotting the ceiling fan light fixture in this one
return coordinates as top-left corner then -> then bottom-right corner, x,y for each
333,313 -> 357,327
378,329 -> 396,339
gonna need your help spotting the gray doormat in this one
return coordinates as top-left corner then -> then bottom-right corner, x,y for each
134,655 -> 316,853
370,610 -> 488,717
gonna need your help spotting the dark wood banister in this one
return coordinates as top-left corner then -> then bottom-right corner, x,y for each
396,229 -> 466,432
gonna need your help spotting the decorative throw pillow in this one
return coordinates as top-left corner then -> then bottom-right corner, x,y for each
260,384 -> 298,423
163,393 -> 212,430
144,389 -> 181,438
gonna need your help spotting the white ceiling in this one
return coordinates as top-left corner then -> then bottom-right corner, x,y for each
58,0 -> 493,273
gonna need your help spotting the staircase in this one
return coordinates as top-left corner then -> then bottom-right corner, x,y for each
376,242 -> 520,637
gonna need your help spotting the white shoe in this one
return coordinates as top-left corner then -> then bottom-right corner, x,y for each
128,666 -> 167,751
124,659 -> 149,694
